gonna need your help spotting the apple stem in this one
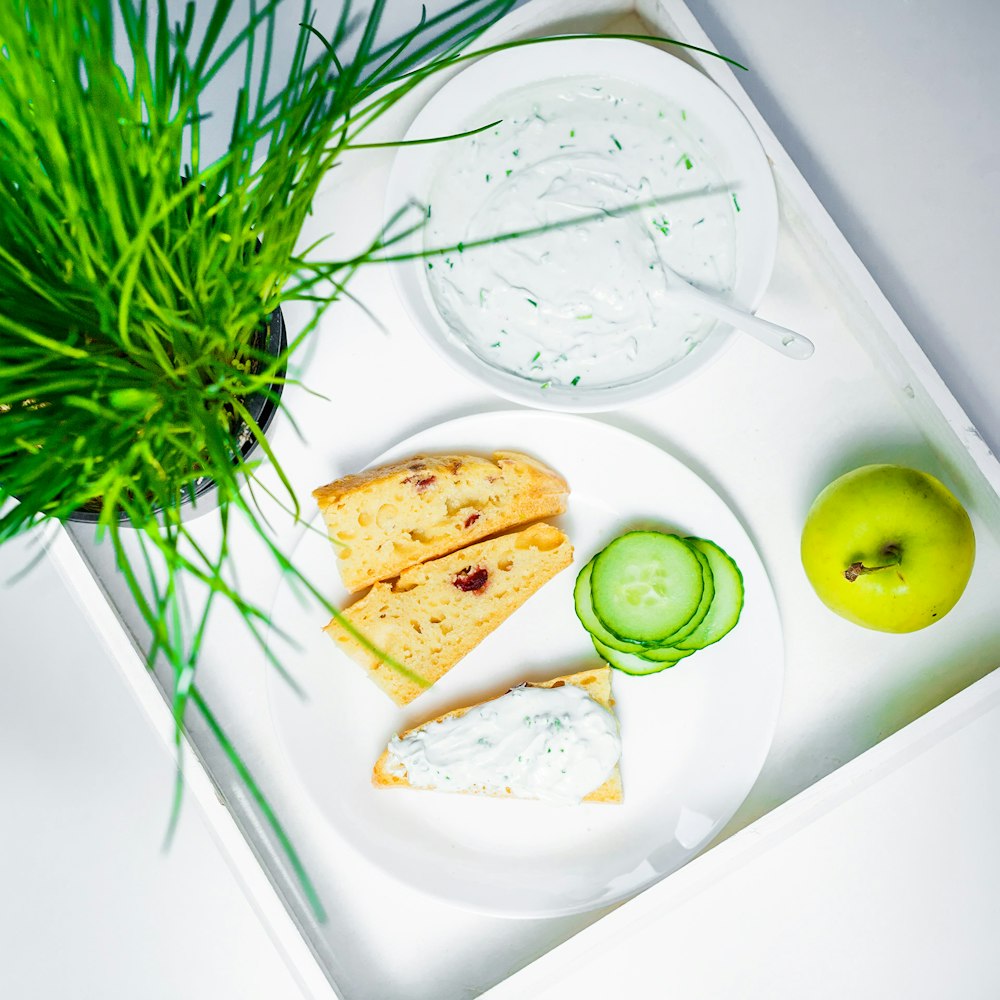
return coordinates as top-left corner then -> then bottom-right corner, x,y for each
844,544 -> 902,582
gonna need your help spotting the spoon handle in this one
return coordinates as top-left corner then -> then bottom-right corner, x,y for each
672,285 -> 815,361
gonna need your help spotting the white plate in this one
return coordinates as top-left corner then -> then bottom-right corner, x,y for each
266,411 -> 783,917
385,39 -> 778,411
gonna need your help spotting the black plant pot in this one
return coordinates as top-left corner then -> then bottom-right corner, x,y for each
68,307 -> 288,523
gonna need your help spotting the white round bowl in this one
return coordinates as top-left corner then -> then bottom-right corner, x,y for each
385,38 -> 778,411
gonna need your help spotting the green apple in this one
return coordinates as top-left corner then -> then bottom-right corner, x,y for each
800,464 -> 975,632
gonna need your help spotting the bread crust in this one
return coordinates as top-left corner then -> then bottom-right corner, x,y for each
372,666 -> 623,804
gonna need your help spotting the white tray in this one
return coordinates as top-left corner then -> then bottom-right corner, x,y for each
52,1 -> 1000,997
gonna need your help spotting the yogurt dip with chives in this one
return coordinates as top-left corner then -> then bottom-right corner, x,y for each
424,76 -> 739,391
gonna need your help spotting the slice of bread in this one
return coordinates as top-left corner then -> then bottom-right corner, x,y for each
373,666 -> 623,804
324,523 -> 573,705
313,451 -> 568,592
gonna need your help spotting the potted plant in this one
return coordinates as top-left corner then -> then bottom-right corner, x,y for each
0,0 -> 525,918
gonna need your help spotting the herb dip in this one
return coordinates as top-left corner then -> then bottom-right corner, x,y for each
384,683 -> 621,804
424,75 -> 739,390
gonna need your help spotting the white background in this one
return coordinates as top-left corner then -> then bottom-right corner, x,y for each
2,1 -> 999,997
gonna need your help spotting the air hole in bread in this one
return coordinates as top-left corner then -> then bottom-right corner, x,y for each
498,557 -> 514,572
336,530 -> 354,541
357,511 -> 372,527
393,579 -> 418,593
445,495 -> 482,517
376,503 -> 398,530
516,523 -> 563,552
410,620 -> 422,635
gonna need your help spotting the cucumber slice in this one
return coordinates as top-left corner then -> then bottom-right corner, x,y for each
591,637 -> 687,676
591,531 -> 705,643
585,548 -> 710,659
637,642 -> 696,663
573,559 -> 651,654
675,537 -> 744,651
658,544 -> 716,646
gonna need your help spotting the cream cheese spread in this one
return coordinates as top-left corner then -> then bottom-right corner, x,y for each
384,683 -> 622,804
424,75 -> 738,390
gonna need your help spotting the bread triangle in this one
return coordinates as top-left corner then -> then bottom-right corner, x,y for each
325,522 -> 573,705
373,666 -> 623,804
313,451 -> 568,592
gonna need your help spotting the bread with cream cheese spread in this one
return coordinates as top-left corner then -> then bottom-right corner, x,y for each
372,666 -> 623,803
313,451 -> 569,593
324,522 -> 572,705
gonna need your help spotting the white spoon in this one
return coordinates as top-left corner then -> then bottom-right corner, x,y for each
661,262 -> 815,361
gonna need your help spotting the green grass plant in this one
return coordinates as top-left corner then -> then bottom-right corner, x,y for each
0,0 -> 518,920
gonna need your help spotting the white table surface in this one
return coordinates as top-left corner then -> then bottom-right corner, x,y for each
3,1 -> 999,997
